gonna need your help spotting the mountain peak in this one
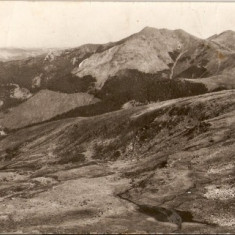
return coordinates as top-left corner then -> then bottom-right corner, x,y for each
220,30 -> 235,35
211,30 -> 235,39
138,26 -> 163,36
140,26 -> 157,32
139,26 -> 174,34
139,27 -> 199,41
209,30 -> 235,50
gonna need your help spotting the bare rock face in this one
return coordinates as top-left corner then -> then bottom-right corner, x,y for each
9,84 -> 32,100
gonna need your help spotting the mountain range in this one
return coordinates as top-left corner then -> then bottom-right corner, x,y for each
0,27 -> 235,130
0,27 -> 234,233
0,48 -> 53,62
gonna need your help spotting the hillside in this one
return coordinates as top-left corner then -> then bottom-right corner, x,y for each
0,90 -> 234,233
184,69 -> 235,91
73,27 -> 235,89
0,45 -> 101,110
0,90 -> 99,130
72,27 -> 202,87
209,30 -> 235,51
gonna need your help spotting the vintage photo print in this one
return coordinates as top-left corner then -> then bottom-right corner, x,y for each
0,1 -> 234,234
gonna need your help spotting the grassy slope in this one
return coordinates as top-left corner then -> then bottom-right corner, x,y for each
0,90 -> 234,233
0,90 -> 100,129
183,68 -> 235,91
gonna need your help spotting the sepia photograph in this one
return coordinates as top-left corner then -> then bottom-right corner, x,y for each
0,1 -> 234,233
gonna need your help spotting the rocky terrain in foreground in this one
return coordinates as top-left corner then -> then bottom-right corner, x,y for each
0,90 -> 234,233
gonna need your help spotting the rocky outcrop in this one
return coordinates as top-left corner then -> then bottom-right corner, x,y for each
9,84 -> 32,100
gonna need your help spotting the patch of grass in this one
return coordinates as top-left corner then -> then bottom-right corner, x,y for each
92,140 -> 125,161
57,153 -> 85,164
4,145 -> 21,161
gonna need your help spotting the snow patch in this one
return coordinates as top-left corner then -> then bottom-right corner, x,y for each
0,126 -> 6,136
0,130 -> 6,136
78,58 -> 88,68
0,100 -> 3,107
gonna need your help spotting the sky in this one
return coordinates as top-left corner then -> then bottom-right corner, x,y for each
1,1 -> 235,48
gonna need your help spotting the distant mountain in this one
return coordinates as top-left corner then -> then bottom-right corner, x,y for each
72,27 -> 235,88
73,27 -> 202,87
209,30 -> 235,51
0,48 -> 52,62
0,45 -> 101,111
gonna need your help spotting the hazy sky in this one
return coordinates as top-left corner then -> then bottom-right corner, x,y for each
1,1 -> 235,48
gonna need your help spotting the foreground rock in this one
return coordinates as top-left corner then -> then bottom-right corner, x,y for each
0,90 -> 234,233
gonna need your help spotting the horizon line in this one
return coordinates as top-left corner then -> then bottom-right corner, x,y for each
0,26 -> 232,50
